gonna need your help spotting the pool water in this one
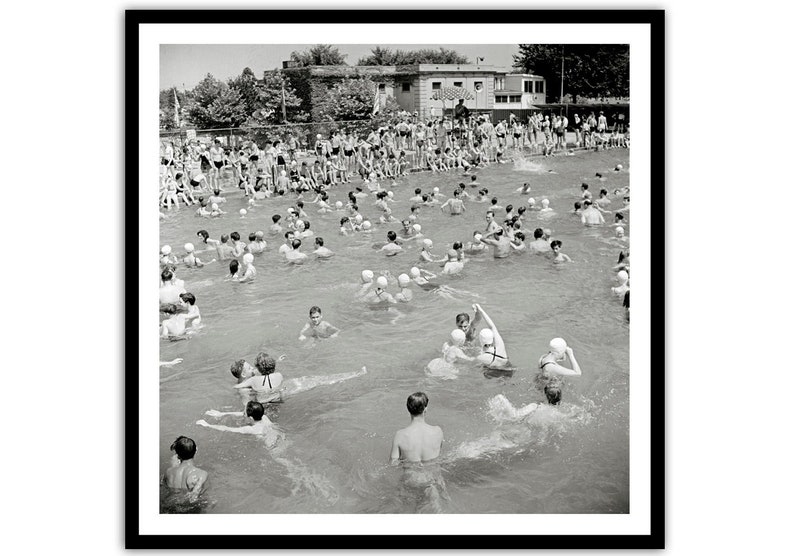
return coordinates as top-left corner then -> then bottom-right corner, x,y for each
158,149 -> 631,514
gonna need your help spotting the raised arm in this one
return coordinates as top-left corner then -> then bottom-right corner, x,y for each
545,348 -> 582,377
473,304 -> 506,357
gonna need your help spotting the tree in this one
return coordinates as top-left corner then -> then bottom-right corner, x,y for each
313,77 -> 399,124
249,71 -> 306,125
228,67 -> 260,116
357,47 -> 470,66
513,44 -> 629,103
290,44 -> 347,67
187,73 -> 248,129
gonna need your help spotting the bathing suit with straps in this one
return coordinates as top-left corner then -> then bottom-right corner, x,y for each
262,374 -> 272,389
484,349 -> 507,365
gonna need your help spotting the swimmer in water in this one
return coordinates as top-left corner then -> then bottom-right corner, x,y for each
537,338 -> 582,404
363,276 -> 397,305
539,198 -> 553,213
580,199 -> 605,226
380,230 -> 404,257
614,249 -> 630,272
456,308 -> 482,345
395,273 -> 413,302
299,305 -> 340,341
439,189 -> 466,215
410,266 -> 437,289
312,237 -> 335,259
390,392 -> 444,465
481,227 -> 511,258
196,401 -> 280,448
226,259 -> 239,280
441,329 -> 476,365
246,232 -> 267,254
473,304 -> 509,368
419,238 -> 440,263
440,246 -> 466,275
356,269 -> 375,299
159,268 -> 186,308
464,231 -> 489,255
238,253 -> 256,282
233,352 -> 286,403
614,226 -> 629,243
160,245 -> 179,266
163,436 -> 208,502
612,270 -> 630,297
160,292 -> 201,337
510,231 -> 527,253
285,239 -> 308,264
550,239 -> 572,263
515,182 -> 531,194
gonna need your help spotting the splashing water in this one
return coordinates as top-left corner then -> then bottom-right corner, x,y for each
513,155 -> 548,173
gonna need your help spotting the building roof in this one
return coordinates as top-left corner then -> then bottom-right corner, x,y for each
276,63 -> 544,79
494,90 -> 525,95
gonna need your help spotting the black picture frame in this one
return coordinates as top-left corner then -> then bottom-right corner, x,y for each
127,8 -> 664,549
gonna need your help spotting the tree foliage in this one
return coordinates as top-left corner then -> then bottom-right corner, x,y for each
186,73 -> 248,129
290,44 -> 347,67
249,71 -> 306,125
357,47 -> 470,66
513,44 -> 629,102
313,77 -> 399,124
159,88 -> 191,130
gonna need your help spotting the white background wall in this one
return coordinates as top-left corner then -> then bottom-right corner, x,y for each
2,1 -> 792,555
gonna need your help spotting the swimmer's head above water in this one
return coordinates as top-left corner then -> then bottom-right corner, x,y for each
361,269 -> 374,283
423,239 -> 433,249
479,328 -> 494,347
184,243 -> 194,253
398,274 -> 410,287
450,329 -> 466,346
376,276 -> 388,289
406,392 -> 429,417
161,245 -> 172,256
170,436 -> 197,461
617,270 -> 629,284
243,253 -> 254,264
255,352 -> 277,375
549,337 -> 568,356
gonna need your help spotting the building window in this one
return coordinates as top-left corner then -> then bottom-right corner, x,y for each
495,95 -> 507,104
378,83 -> 386,92
534,81 -> 544,93
453,81 -> 463,88
509,95 -> 522,103
523,81 -> 531,93
402,83 -> 411,92
432,82 -> 441,90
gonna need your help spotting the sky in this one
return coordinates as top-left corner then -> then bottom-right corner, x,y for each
160,44 -> 520,90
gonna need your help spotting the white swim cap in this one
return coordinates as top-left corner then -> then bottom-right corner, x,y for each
410,267 -> 420,278
161,245 -> 171,255
617,270 -> 629,282
474,233 -> 483,241
549,337 -> 568,354
317,134 -> 322,139
255,230 -> 264,238
397,273 -> 410,287
335,201 -> 343,209
616,226 -> 625,235
296,220 -> 305,229
362,221 -> 372,230
479,328 -> 494,345
423,238 -> 433,249
527,197 -> 536,205
376,276 -> 388,288
387,191 -> 394,198
616,163 -> 623,170
184,243 -> 194,253
433,187 -> 440,193
413,224 -> 422,232
451,329 -> 466,344
211,203 -> 219,210
243,253 -> 254,264
354,214 -> 363,223
361,269 -> 374,282
542,198 -> 550,207
240,208 -> 247,216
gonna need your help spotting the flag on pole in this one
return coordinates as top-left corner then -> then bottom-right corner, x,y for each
173,89 -> 180,127
371,85 -> 380,116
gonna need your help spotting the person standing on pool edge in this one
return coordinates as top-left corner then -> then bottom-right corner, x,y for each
390,392 -> 443,465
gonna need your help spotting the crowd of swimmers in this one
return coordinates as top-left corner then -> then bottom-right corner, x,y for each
160,120 -> 630,509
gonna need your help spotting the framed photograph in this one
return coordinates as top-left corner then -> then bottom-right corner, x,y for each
128,9 -> 663,549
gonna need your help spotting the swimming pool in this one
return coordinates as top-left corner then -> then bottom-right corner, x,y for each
158,149 -> 631,514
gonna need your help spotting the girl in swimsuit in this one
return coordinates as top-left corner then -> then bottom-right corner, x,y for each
535,338 -> 582,404
472,304 -> 509,368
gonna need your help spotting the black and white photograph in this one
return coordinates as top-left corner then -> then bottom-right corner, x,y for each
131,10 -> 661,547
